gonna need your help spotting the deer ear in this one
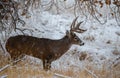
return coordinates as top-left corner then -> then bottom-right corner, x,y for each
66,30 -> 71,38
70,32 -> 75,37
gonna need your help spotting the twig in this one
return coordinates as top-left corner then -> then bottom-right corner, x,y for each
84,67 -> 99,78
15,28 -> 33,35
0,64 -> 10,72
112,56 -> 120,67
0,40 -> 6,53
0,58 -> 22,72
54,73 -> 71,78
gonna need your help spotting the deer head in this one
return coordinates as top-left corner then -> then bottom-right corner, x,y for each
66,16 -> 86,46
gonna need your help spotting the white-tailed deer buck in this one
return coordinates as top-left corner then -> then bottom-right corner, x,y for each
5,17 -> 86,70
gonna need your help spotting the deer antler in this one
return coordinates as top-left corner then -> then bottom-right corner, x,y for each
70,16 -> 79,29
70,17 -> 86,33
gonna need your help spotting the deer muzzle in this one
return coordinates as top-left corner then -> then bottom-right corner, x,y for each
80,42 -> 84,46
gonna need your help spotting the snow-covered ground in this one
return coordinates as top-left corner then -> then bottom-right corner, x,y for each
0,0 -> 120,78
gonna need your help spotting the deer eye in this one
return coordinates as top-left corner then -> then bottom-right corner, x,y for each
74,37 -> 78,40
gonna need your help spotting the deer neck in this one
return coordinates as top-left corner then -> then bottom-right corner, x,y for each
59,36 -> 72,52
62,35 -> 71,44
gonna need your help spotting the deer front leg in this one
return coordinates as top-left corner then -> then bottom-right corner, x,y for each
43,54 -> 53,71
43,59 -> 51,71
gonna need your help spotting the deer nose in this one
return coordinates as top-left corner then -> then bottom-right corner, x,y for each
80,42 -> 84,46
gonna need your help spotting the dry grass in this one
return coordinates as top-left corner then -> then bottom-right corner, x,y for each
0,61 -> 53,78
0,59 -> 120,78
0,66 -> 53,78
0,53 -> 120,78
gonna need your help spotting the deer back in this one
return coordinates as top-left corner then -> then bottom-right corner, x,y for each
5,35 -> 71,60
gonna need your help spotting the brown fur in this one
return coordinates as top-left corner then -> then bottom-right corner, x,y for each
5,32 -> 84,70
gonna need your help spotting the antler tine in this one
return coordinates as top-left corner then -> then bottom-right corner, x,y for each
75,21 -> 83,29
70,16 -> 79,30
74,21 -> 87,33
